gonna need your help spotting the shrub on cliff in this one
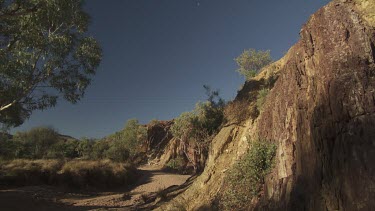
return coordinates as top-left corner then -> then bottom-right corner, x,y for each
220,139 -> 277,210
235,49 -> 272,80
171,86 -> 225,143
171,86 -> 225,171
256,88 -> 270,111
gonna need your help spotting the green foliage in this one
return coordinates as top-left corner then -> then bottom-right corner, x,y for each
102,119 -> 147,162
171,86 -> 225,143
235,49 -> 272,80
165,156 -> 185,171
105,142 -> 130,163
256,88 -> 269,111
0,127 -> 86,160
171,111 -> 195,141
46,139 -> 79,159
0,119 -> 147,162
12,127 -> 59,159
122,119 -> 147,156
76,137 -> 94,159
172,102 -> 224,141
170,86 -> 225,171
90,140 -> 110,160
0,0 -> 102,127
148,119 -> 160,127
220,140 -> 277,210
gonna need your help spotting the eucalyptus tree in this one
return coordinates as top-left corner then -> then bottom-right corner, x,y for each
0,0 -> 102,126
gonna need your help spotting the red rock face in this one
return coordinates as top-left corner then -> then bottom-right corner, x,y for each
255,1 -> 375,210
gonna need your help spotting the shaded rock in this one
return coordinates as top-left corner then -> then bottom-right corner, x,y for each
156,0 -> 375,210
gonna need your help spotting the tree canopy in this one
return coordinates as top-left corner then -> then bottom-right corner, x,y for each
0,0 -> 102,127
235,49 -> 272,80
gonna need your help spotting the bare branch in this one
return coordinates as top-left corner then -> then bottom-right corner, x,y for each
0,100 -> 16,111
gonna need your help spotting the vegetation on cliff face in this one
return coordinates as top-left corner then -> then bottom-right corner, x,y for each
235,49 -> 272,80
219,140 -> 277,210
170,86 -> 225,171
256,88 -> 269,111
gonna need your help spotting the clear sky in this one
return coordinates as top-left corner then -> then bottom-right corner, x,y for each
13,0 -> 331,139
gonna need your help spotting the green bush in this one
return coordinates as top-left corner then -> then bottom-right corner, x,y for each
13,127 -> 60,159
256,88 -> 269,111
76,138 -> 94,159
1,127 -> 82,160
90,140 -> 110,160
100,119 -> 147,162
235,49 -> 272,80
0,120 -> 147,163
220,140 -> 277,210
171,86 -> 225,171
171,86 -> 225,142
165,156 -> 186,171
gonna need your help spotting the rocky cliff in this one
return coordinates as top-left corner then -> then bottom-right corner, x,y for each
156,0 -> 375,210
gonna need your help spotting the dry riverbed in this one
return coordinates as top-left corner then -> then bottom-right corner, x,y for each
0,165 -> 191,210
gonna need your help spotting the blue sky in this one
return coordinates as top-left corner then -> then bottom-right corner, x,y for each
13,0 -> 331,138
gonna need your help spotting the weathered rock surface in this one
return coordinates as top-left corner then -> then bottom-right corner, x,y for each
156,0 -> 375,210
256,1 -> 375,210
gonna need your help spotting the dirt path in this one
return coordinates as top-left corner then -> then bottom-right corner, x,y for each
0,165 -> 191,210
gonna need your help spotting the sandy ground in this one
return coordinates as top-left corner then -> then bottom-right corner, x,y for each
0,165 -> 191,211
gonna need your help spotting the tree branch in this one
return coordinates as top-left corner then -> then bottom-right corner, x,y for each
0,52 -> 45,112
0,100 -> 16,111
0,4 -> 39,20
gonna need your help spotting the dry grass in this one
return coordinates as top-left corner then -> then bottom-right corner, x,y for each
1,159 -> 63,173
0,159 -> 137,189
60,159 -> 136,189
0,159 -> 63,185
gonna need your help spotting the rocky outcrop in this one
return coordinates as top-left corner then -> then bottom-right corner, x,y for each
256,1 -> 375,209
157,0 -> 375,210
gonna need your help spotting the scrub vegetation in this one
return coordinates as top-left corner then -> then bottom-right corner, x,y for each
170,86 -> 225,171
219,139 -> 277,210
0,159 -> 136,189
235,49 -> 272,80
0,119 -> 146,189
